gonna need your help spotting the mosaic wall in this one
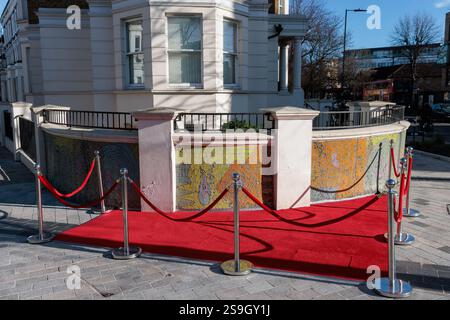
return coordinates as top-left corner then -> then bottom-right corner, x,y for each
311,130 -> 406,202
176,145 -> 269,210
43,132 -> 140,209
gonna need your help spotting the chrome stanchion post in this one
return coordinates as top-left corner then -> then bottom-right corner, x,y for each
94,151 -> 106,214
375,179 -> 412,298
27,164 -> 53,244
111,168 -> 142,260
389,139 -> 394,181
221,173 -> 253,276
394,158 -> 415,246
403,147 -> 421,218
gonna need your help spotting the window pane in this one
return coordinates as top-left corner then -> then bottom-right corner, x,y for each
129,53 -> 144,85
223,21 -> 236,53
169,52 -> 201,84
223,53 -> 235,85
168,17 -> 201,51
127,21 -> 143,53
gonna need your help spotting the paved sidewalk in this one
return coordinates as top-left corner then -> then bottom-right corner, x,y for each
0,147 -> 449,300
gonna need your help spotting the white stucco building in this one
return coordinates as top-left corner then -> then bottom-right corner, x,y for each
0,0 -> 306,113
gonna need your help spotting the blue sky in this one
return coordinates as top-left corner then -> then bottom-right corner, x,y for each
0,0 -> 448,49
325,0 -> 448,48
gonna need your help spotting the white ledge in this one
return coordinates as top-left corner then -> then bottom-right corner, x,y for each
41,123 -> 138,144
312,121 -> 411,140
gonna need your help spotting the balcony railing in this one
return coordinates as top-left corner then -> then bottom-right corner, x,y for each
43,109 -> 137,130
18,117 -> 36,161
313,105 -> 405,130
174,113 -> 274,133
3,110 -> 13,140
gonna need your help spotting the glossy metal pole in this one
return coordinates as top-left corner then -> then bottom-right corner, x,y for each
394,158 -> 415,246
94,151 -> 106,214
389,139 -> 394,180
403,147 -> 421,218
375,179 -> 412,298
221,173 -> 253,276
111,168 -> 142,260
27,164 -> 53,244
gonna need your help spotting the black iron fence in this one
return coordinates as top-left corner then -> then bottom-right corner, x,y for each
174,113 -> 274,133
18,117 -> 36,161
43,109 -> 137,130
3,110 -> 13,140
313,105 -> 405,130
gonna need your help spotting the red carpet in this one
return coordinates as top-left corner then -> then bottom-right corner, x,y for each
56,195 -> 388,281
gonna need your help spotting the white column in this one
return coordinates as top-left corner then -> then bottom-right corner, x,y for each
262,107 -> 319,209
132,108 -> 185,212
293,39 -> 302,91
279,42 -> 289,94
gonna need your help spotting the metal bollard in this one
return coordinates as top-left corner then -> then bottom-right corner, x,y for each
94,151 -> 106,214
403,147 -> 421,218
375,179 -> 412,298
27,164 -> 53,244
393,158 -> 415,246
220,173 -> 253,276
388,139 -> 394,181
111,168 -> 142,260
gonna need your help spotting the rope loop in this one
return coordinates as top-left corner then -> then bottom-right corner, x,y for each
129,178 -> 229,222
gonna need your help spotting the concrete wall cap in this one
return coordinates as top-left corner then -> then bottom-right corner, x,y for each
132,107 -> 189,121
261,106 -> 320,120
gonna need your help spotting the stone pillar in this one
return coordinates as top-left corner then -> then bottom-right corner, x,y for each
10,102 -> 32,160
31,105 -> 70,174
262,107 -> 319,209
132,108 -> 185,212
279,42 -> 289,94
293,38 -> 304,103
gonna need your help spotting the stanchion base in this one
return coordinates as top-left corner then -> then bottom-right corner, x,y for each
221,260 -> 253,276
403,208 -> 421,218
111,246 -> 142,260
374,278 -> 412,299
27,233 -> 54,244
383,232 -> 415,246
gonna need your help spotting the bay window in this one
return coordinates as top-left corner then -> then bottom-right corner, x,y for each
125,20 -> 144,86
168,16 -> 202,86
223,20 -> 238,86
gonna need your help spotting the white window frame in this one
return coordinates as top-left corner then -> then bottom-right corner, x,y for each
167,15 -> 203,88
124,18 -> 144,89
223,19 -> 239,88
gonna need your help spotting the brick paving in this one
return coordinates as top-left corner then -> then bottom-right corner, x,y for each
0,147 -> 449,300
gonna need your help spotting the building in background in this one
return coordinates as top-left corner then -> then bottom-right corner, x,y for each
0,0 -> 306,113
345,44 -> 445,72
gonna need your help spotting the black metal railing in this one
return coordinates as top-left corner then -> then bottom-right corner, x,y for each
43,109 -> 137,130
18,117 -> 36,162
174,113 -> 274,133
313,105 -> 405,130
3,110 -> 13,140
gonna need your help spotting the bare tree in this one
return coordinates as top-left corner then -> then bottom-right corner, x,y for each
391,13 -> 440,106
290,0 -> 344,98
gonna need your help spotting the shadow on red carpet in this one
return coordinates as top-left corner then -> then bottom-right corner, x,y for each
55,195 -> 388,281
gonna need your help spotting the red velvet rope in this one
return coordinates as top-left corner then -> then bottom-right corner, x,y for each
395,172 -> 406,223
40,159 -> 96,198
404,156 -> 413,196
39,175 -> 119,209
130,180 -> 229,221
390,147 -> 401,178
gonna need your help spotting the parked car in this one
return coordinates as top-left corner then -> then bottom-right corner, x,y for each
431,103 -> 450,123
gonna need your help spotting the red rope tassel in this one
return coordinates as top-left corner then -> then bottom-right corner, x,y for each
39,175 -> 119,209
130,180 -> 229,221
41,159 -> 96,198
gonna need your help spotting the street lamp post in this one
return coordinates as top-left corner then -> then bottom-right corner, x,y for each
342,8 -> 367,89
